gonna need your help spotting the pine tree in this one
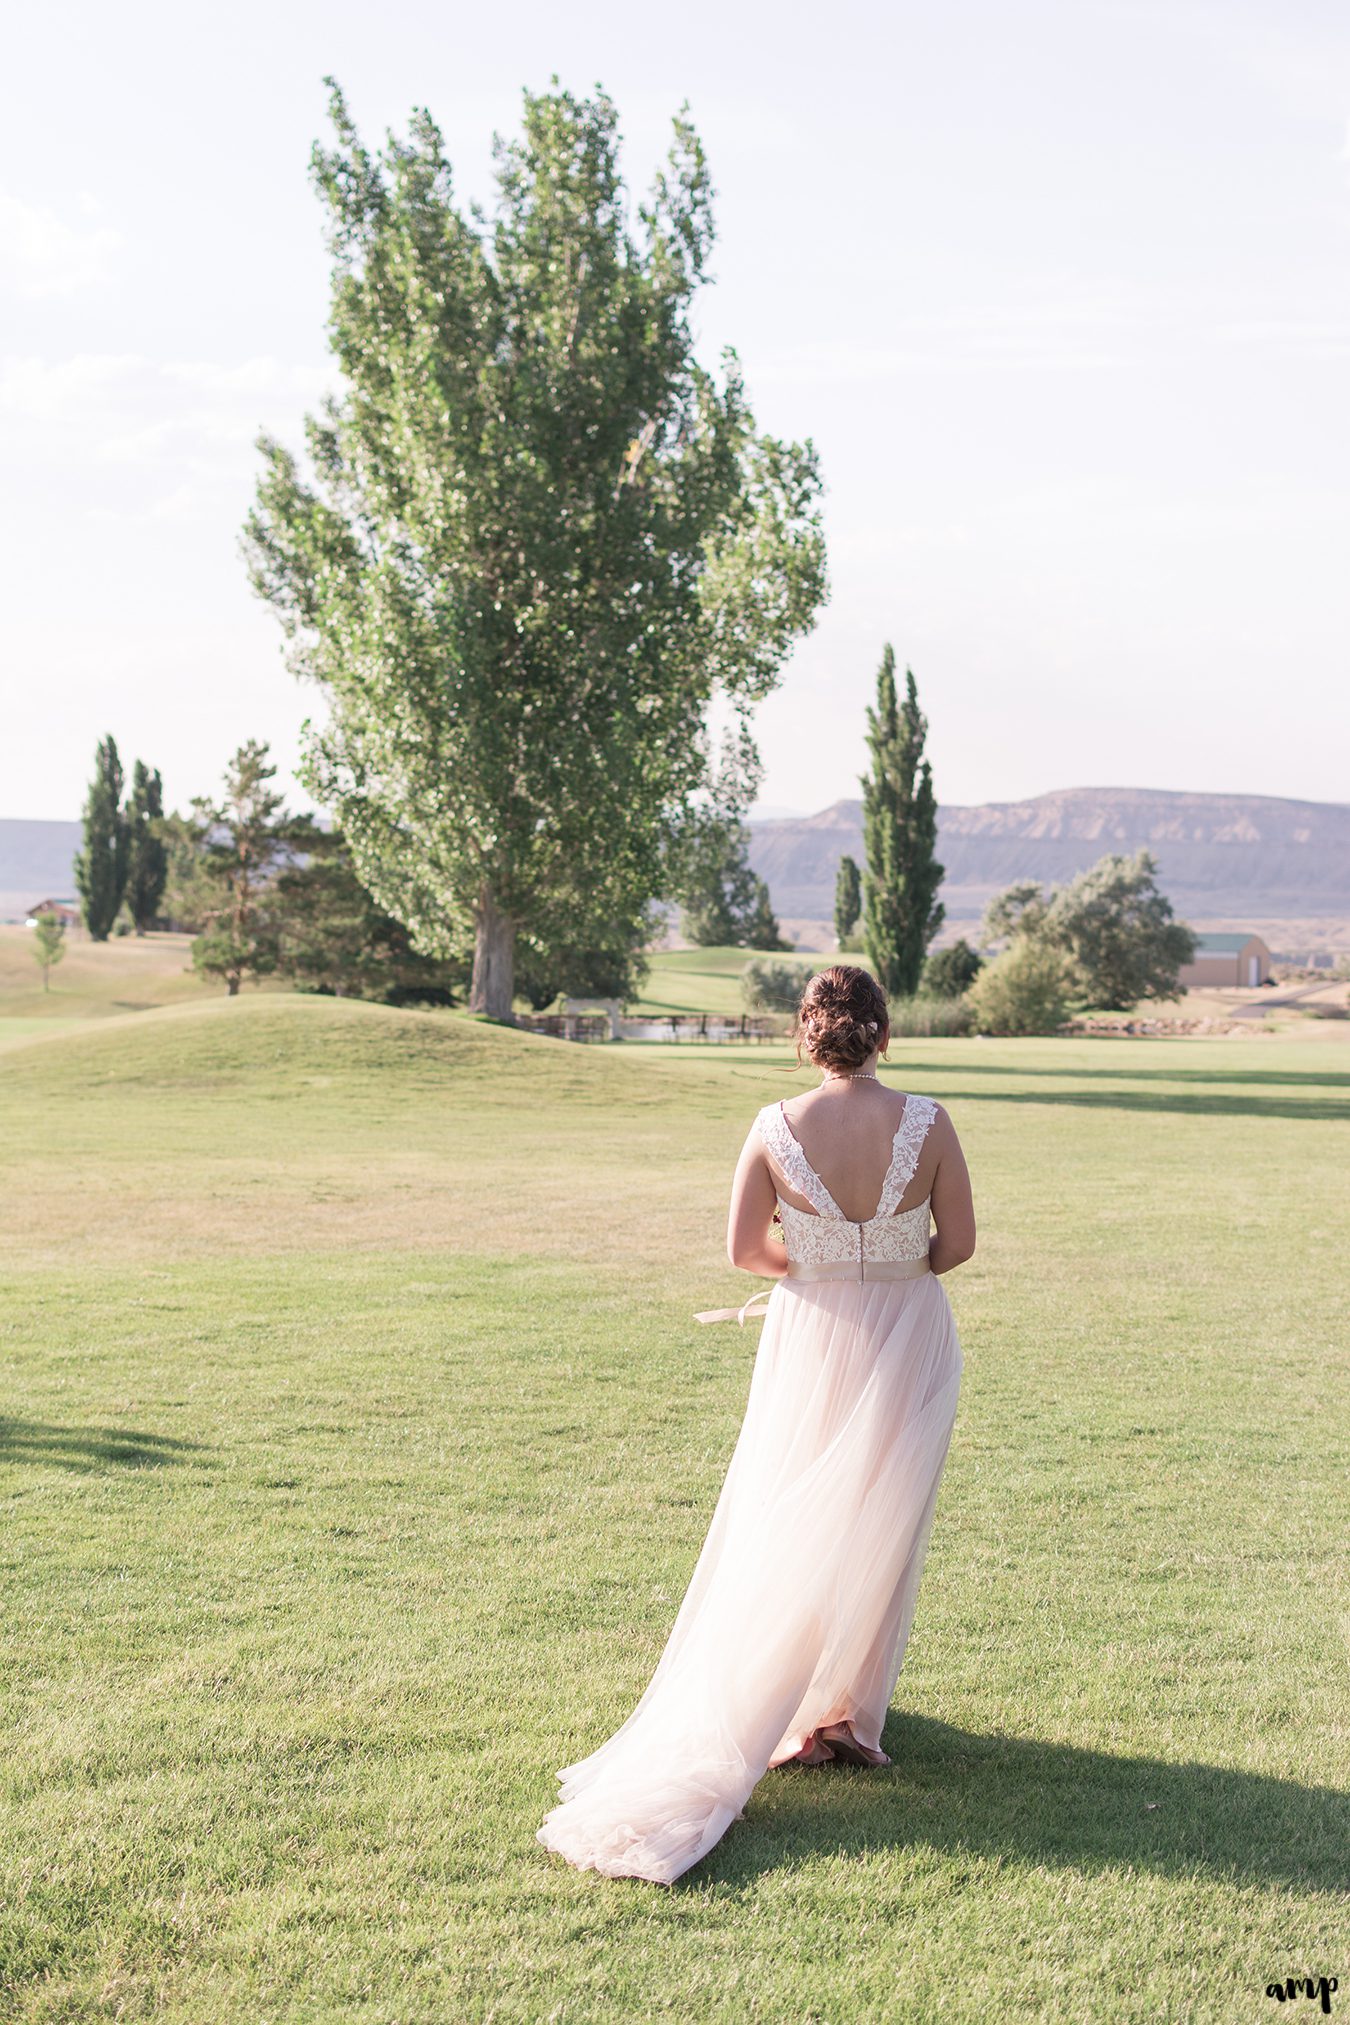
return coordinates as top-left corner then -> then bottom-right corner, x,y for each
272,821 -> 470,1004
124,760 -> 168,933
860,648 -> 945,998
833,854 -> 861,945
182,741 -> 298,995
73,735 -> 129,941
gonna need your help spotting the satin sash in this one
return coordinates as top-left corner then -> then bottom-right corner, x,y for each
694,1253 -> 931,1325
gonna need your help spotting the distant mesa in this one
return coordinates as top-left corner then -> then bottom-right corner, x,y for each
747,785 -> 1350,927
5,789 -> 1349,943
0,819 -> 83,926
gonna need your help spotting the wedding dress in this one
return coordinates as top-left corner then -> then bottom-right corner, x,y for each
536,1092 -> 963,1885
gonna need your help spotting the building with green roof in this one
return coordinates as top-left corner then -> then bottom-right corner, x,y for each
1177,933 -> 1272,989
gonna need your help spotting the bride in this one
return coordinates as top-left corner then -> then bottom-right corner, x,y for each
537,964 -> 974,1884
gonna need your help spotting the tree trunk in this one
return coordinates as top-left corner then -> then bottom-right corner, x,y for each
470,891 -> 516,1019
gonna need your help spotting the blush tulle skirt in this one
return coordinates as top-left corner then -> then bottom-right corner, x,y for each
536,1271 -> 963,1885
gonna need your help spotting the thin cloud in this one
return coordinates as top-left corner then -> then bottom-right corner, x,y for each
0,191 -> 122,298
1,352 -> 337,486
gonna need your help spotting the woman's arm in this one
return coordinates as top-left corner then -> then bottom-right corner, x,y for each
726,1128 -> 790,1278
927,1106 -> 976,1275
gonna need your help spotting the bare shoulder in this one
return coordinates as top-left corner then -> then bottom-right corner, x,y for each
921,1099 -> 960,1143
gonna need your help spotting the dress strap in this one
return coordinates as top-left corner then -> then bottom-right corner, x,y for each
754,1102 -> 844,1218
875,1094 -> 939,1219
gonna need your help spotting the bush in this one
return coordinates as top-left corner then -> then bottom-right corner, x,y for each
922,939 -> 983,997
966,940 -> 1072,1036
885,994 -> 973,1038
741,956 -> 818,1014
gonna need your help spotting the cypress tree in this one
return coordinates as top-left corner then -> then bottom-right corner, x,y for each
833,854 -> 861,945
860,648 -> 945,998
73,734 -> 129,941
125,760 -> 168,933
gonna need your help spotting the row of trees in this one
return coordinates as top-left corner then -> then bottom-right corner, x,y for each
111,738 -> 654,1008
75,82 -> 1191,1032
821,647 -> 1198,1026
751,848 -> 1196,1036
73,735 -> 168,939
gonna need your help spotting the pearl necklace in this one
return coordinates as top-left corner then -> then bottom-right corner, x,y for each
821,1070 -> 879,1082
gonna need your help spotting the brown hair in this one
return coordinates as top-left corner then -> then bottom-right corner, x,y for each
794,964 -> 890,1072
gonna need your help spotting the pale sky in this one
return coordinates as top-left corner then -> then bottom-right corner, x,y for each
3,0 -> 1348,823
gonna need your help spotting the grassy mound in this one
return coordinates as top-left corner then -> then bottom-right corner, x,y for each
0,993 -> 771,1271
0,990 -> 698,1103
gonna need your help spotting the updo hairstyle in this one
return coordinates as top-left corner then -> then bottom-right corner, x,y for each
794,965 -> 890,1073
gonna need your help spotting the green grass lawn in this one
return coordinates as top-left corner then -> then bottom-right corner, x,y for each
629,945 -> 818,1018
2,999 -> 1347,2022
0,926 -> 225,1024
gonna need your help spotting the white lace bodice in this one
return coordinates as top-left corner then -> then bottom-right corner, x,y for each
756,1094 -> 938,1269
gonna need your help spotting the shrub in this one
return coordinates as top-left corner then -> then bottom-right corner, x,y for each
966,940 -> 1072,1036
922,938 -> 983,997
885,994 -> 973,1038
741,956 -> 818,1014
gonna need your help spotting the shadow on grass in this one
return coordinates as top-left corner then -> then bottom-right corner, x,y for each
906,1062 -> 1350,1090
855,1057 -> 1350,1120
909,1083 -> 1348,1122
878,1061 -> 1350,1125
0,1418 -> 206,1471
692,1714 -> 1348,1893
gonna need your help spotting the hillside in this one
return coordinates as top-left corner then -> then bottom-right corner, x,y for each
12,789 -> 1350,951
748,786 -> 1350,930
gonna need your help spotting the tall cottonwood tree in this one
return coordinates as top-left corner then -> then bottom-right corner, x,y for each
74,735 -> 129,941
243,80 -> 827,1018
861,648 -> 945,998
